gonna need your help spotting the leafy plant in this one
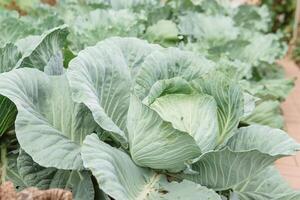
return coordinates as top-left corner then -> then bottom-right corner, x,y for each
0,0 -> 299,200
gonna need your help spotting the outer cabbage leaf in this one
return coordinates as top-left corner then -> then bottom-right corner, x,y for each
0,68 -> 99,170
17,150 -> 94,200
67,37 -> 160,146
233,166 -> 300,200
44,51 -> 65,76
227,125 -> 300,156
81,134 -> 222,200
182,125 -> 300,190
242,100 -> 284,129
127,95 -> 201,172
16,25 -> 69,70
191,72 -> 244,146
150,94 -> 219,152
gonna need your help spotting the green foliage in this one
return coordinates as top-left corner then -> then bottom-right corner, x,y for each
0,0 -> 298,200
262,0 -> 296,40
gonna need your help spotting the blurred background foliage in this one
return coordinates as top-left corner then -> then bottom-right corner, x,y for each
1,0 -> 300,63
262,0 -> 296,40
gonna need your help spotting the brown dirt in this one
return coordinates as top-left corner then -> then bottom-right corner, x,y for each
4,0 -> 27,16
41,0 -> 57,6
0,182 -> 72,200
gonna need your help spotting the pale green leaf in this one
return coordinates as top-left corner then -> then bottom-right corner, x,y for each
242,100 -> 284,129
183,125 -> 300,190
242,92 -> 257,118
67,37 -> 159,145
191,72 -> 244,146
233,166 -> 300,200
16,25 -> 69,70
182,148 -> 279,190
0,68 -> 98,170
227,125 -> 300,156
134,48 -> 215,100
44,51 -> 65,75
142,77 -> 193,106
127,95 -> 201,172
81,134 -> 222,200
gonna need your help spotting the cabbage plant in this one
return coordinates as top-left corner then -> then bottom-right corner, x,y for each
0,0 -> 299,199
0,37 -> 299,200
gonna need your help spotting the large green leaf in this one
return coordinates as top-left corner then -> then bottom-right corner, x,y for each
0,28 -> 67,136
16,25 -> 69,70
191,72 -> 244,146
81,134 -> 222,200
183,125 -> 300,190
0,68 -> 98,170
17,150 -> 94,200
227,125 -> 300,156
183,148 -> 278,190
134,48 -> 215,99
43,51 -> 65,76
150,94 -> 219,152
233,166 -> 300,200
67,37 -> 160,146
127,95 -> 201,172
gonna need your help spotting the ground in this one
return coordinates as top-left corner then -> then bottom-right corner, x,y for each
276,57 -> 300,189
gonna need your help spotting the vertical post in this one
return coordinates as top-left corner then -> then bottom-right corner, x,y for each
292,0 -> 300,44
